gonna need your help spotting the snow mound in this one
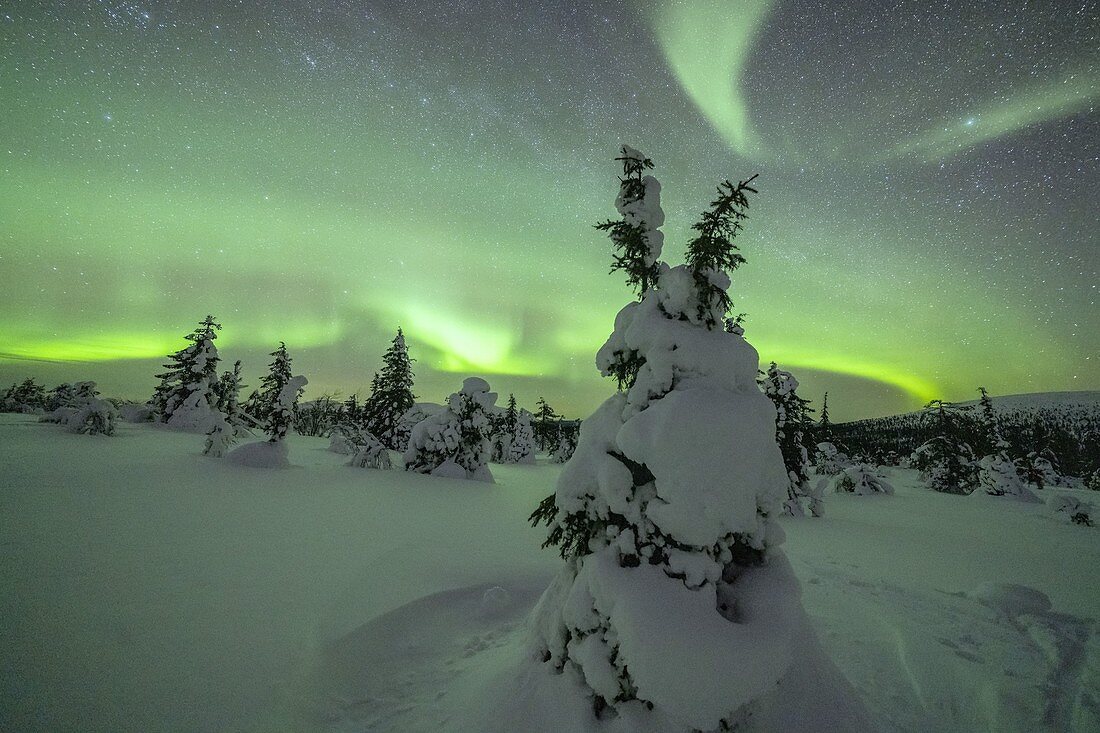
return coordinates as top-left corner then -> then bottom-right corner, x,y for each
225,440 -> 290,469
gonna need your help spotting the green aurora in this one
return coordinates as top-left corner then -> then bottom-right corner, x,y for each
1,2 -> 1096,421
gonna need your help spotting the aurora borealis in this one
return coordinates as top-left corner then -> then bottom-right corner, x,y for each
1,1 -> 1096,421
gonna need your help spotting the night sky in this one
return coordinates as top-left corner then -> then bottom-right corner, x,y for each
1,0 -> 1096,421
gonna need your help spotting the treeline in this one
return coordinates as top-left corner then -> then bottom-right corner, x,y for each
831,394 -> 1099,478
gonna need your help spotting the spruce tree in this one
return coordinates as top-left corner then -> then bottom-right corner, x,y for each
819,391 -> 831,437
404,377 -> 497,481
214,360 -> 245,425
257,342 -> 293,424
364,329 -> 416,448
596,147 -> 665,391
684,175 -> 757,328
266,374 -> 307,442
529,148 -> 806,728
153,315 -> 222,427
533,397 -> 561,451
913,400 -> 978,494
761,362 -> 818,517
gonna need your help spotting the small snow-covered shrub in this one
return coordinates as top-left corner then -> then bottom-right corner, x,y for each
832,464 -> 893,495
203,415 -> 237,457
1047,494 -> 1094,527
327,431 -> 356,454
975,449 -> 1038,502
347,433 -> 392,470
68,398 -> 118,436
1086,469 -> 1100,492
403,378 -> 496,482
225,440 -> 290,469
814,441 -> 850,475
391,403 -> 441,453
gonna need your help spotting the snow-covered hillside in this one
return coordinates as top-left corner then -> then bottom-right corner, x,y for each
1,415 -> 1097,732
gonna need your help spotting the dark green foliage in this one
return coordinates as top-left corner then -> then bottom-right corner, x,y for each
685,175 -> 757,328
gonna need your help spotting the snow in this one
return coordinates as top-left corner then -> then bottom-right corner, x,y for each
225,438 -> 290,468
2,414 -> 1098,732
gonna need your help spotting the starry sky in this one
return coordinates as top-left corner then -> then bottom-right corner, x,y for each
1,0 -> 1097,421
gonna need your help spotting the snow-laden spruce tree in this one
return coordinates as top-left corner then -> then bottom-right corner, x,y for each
973,387 -> 1037,501
255,342 -> 294,425
914,399 -> 978,494
509,408 -> 537,464
760,362 -> 820,517
391,403 -> 441,453
404,377 -> 497,482
364,329 -> 416,449
213,360 -> 247,431
528,148 -> 805,729
490,394 -> 521,463
153,315 -> 223,431
533,397 -> 561,451
267,374 -> 307,442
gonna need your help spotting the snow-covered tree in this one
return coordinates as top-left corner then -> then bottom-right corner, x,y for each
973,387 -> 1036,501
528,150 -> 805,729
831,463 -> 894,495
40,381 -> 117,435
550,420 -> 577,464
403,377 -> 497,482
1,378 -> 47,412
760,362 -> 818,517
490,393 -> 521,463
153,315 -> 222,430
1047,494 -> 1094,527
509,408 -> 536,464
364,329 -> 416,449
914,400 -> 978,494
256,342 -> 293,425
267,375 -> 307,442
391,403 -> 441,453
533,397 -> 561,451
347,432 -> 393,470
213,360 -> 245,424
203,413 -> 237,457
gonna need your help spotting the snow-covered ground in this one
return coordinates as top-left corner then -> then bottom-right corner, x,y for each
1,414 -> 1097,732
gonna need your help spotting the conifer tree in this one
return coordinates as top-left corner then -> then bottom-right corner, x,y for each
404,377 -> 497,481
266,374 -> 307,442
364,329 -> 416,448
153,315 -> 222,427
913,400 -> 978,494
596,147 -> 665,391
529,148 -> 805,728
533,397 -> 561,451
214,360 -> 245,425
595,146 -> 664,298
819,391 -> 831,437
761,362 -> 818,517
256,342 -> 293,424
684,174 -> 757,327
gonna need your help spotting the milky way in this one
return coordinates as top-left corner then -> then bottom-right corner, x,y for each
1,0 -> 1096,420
